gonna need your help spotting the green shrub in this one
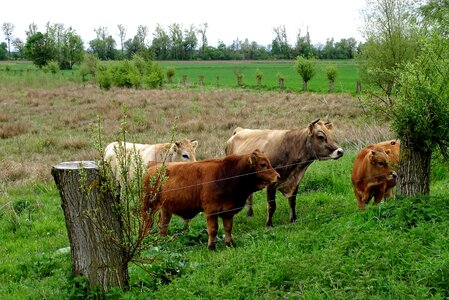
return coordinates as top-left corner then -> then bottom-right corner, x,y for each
96,65 -> 112,90
166,67 -> 175,83
144,61 -> 164,88
326,64 -> 338,82
46,61 -> 60,75
111,61 -> 141,88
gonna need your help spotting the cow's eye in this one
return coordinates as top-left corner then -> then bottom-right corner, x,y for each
182,154 -> 189,159
317,133 -> 325,140
260,163 -> 267,169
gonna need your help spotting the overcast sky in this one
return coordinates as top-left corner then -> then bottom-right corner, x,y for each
1,0 -> 365,48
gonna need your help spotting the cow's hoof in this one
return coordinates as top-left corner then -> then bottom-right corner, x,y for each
208,243 -> 216,251
247,210 -> 254,217
266,222 -> 273,227
225,241 -> 235,248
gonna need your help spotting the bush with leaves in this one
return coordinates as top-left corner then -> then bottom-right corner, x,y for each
326,64 -> 338,92
294,56 -> 316,91
97,65 -> 112,90
144,61 -> 164,88
110,61 -> 141,88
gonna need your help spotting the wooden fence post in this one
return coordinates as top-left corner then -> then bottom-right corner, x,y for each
51,161 -> 128,291
356,80 -> 362,94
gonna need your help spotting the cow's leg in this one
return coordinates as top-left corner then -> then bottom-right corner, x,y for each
374,189 -> 385,204
288,185 -> 299,223
206,214 -> 219,250
246,194 -> 254,216
158,209 -> 172,236
266,185 -> 277,227
222,216 -> 234,247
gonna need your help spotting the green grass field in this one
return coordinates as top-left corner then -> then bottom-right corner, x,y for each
0,66 -> 448,299
159,60 -> 360,93
0,59 -> 361,93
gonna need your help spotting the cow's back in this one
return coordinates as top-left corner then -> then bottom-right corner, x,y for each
225,128 -> 287,158
140,143 -> 172,165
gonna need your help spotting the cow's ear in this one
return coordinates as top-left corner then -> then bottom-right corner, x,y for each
191,139 -> 198,149
172,142 -> 180,151
385,149 -> 391,155
324,122 -> 333,130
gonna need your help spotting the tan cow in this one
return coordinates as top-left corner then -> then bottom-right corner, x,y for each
225,119 -> 344,226
104,139 -> 198,179
142,149 -> 280,250
351,146 -> 398,210
363,139 -> 400,199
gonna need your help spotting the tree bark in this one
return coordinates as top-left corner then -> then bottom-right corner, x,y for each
397,140 -> 432,196
51,161 -> 128,291
329,80 -> 334,93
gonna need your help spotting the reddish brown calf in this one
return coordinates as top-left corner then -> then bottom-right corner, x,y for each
142,150 -> 279,250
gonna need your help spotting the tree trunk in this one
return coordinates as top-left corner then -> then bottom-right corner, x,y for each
278,78 -> 284,90
397,140 -> 432,196
51,161 -> 128,291
356,80 -> 361,94
302,81 -> 307,91
329,80 -> 334,93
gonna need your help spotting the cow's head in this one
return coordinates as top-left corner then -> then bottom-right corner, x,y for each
308,119 -> 344,160
248,149 -> 280,189
369,149 -> 397,180
170,139 -> 198,162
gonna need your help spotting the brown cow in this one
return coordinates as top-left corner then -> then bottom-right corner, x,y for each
351,146 -> 398,210
142,149 -> 280,250
225,119 -> 344,227
365,139 -> 400,198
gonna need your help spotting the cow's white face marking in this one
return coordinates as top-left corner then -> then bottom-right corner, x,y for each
329,148 -> 344,159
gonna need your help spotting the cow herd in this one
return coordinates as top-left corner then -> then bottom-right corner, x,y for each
104,119 -> 400,250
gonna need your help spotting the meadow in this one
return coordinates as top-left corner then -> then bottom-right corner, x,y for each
0,59 -> 361,93
0,64 -> 448,299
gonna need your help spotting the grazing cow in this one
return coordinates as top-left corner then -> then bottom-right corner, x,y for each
225,119 -> 344,227
364,139 -> 401,199
351,146 -> 398,210
104,139 -> 198,179
142,149 -> 280,250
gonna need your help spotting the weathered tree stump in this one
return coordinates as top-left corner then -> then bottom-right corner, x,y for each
51,161 -> 128,291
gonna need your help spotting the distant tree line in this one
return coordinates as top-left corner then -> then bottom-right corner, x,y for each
1,21 -> 359,69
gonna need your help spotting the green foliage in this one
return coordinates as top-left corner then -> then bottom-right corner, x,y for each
0,42 -> 7,60
45,60 -> 60,74
110,60 -> 141,88
294,55 -> 316,90
96,65 -> 112,90
24,24 -> 84,70
326,64 -> 338,82
392,33 -> 449,152
358,0 -> 419,95
144,61 -> 164,88
24,32 -> 55,68
166,66 -> 175,83
255,68 -> 263,80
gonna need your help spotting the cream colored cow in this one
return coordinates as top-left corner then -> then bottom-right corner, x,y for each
104,139 -> 198,179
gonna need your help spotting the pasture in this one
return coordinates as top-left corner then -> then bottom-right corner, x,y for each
1,75 -> 449,298
0,59 -> 361,93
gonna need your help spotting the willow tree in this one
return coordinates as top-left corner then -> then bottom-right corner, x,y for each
392,32 -> 449,196
359,0 -> 419,96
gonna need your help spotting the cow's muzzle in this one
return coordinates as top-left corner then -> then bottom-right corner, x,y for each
330,148 -> 344,159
